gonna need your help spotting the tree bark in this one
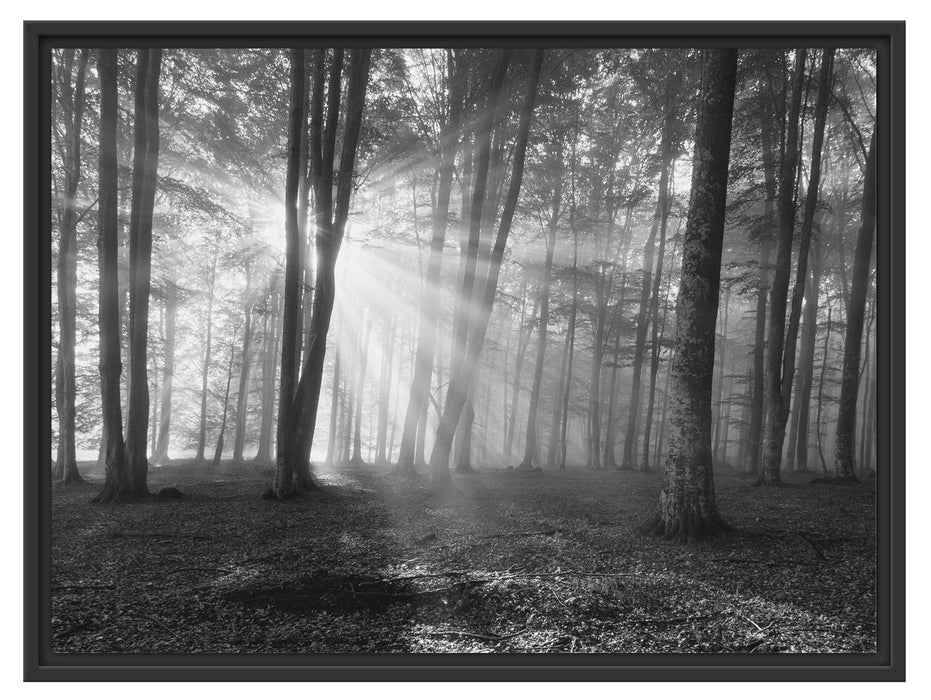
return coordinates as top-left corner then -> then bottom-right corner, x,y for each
396,50 -> 464,475
196,247 -> 219,462
429,49 -> 543,495
93,49 -> 131,504
125,49 -> 162,497
641,48 -> 737,543
833,131 -> 875,480
54,48 -> 88,484
760,49 -> 807,485
762,49 -> 833,485
151,281 -> 177,464
233,272 -> 256,463
272,49 -> 372,498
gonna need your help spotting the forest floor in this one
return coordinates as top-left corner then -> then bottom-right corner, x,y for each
50,461 -> 876,654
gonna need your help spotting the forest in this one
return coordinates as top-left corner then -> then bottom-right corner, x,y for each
49,45 -> 877,654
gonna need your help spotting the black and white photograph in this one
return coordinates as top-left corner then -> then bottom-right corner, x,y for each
28,22 -> 904,678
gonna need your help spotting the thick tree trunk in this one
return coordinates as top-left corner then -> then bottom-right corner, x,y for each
833,131 -> 875,480
93,49 -> 131,504
125,49 -> 162,497
54,48 -> 88,485
641,48 -> 737,543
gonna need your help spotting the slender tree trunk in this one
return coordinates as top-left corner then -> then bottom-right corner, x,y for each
256,277 -> 281,463
125,49 -> 162,496
833,131 -> 875,481
273,49 -> 371,497
375,316 -> 396,464
711,289 -> 730,464
350,313 -> 374,465
93,49 -> 131,504
396,50 -> 463,475
213,332 -> 237,464
761,48 -> 808,485
520,167 -> 561,468
54,48 -> 88,484
152,282 -> 177,464
642,48 -> 737,543
272,48 -> 309,496
792,236 -> 823,472
233,287 -> 255,463
746,70 -> 780,475
429,49 -> 543,495
816,303 -> 833,475
196,248 -> 218,462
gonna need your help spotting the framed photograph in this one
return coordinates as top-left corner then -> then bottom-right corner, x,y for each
24,21 -> 904,681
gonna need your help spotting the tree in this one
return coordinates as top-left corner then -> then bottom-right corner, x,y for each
53,48 -> 89,484
641,48 -> 738,543
271,48 -> 372,499
761,49 -> 834,484
396,49 -> 464,475
93,48 -> 130,504
429,49 -> 545,495
833,131 -> 875,480
125,49 -> 163,496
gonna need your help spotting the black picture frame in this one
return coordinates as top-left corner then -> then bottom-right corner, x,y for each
24,20 -> 905,681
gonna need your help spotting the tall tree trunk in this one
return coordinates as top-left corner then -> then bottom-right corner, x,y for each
763,48 -> 833,485
375,316 -> 396,464
54,48 -> 88,484
520,167 -> 561,468
233,283 -> 255,463
324,318 -> 342,466
151,281 -> 177,464
396,50 -> 464,475
760,49 -> 807,485
125,49 -> 162,497
272,48 -> 309,495
833,131 -> 875,480
746,71 -> 780,474
792,236 -> 823,472
93,49 -> 131,504
624,162 -> 673,469
256,276 -> 281,463
429,49 -> 543,495
711,289 -> 730,464
642,48 -> 737,543
213,331 -> 237,464
196,248 -> 219,462
272,49 -> 372,498
350,313 -> 373,465
642,217 -> 675,472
